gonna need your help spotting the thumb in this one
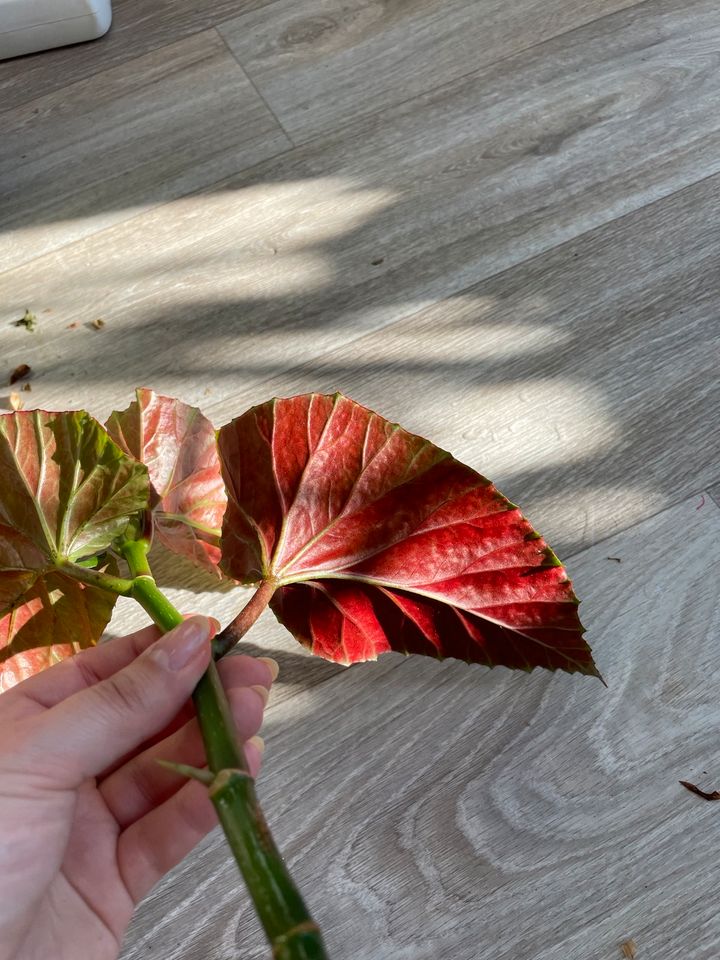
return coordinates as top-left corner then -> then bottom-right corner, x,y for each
30,616 -> 214,785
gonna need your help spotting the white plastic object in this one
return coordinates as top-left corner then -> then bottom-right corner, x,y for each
0,0 -> 112,60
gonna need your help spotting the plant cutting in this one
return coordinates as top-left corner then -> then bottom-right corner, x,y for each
0,390 -> 597,959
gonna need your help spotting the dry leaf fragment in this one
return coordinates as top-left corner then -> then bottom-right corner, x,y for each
9,392 -> 23,410
91,318 -> 105,330
9,363 -> 31,385
680,780 -> 720,801
13,309 -> 37,332
620,940 -> 637,959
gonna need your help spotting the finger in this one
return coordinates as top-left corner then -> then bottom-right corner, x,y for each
118,737 -> 265,903
100,677 -> 272,827
26,617 -> 215,786
135,653 -> 277,750
9,624 -> 162,709
92,653 -> 277,782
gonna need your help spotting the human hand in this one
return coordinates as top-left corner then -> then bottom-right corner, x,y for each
0,616 -> 276,960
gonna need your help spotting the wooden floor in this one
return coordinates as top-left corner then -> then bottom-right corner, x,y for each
2,1 -> 719,957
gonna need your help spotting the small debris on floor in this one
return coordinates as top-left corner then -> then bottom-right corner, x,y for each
371,256 -> 385,266
8,392 -> 23,410
680,780 -> 720,801
22,383 -> 32,392
9,363 -> 31,385
91,318 -> 105,330
620,939 -> 637,959
607,556 -> 622,563
66,321 -> 79,330
12,309 -> 37,332
696,494 -> 706,510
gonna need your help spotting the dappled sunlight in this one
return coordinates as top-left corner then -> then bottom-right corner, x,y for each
0,203 -> 156,272
524,481 -> 667,558
1,148 -> 700,595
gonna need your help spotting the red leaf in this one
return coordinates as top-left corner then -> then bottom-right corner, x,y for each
218,393 -> 595,674
0,569 -> 118,691
107,389 -> 227,577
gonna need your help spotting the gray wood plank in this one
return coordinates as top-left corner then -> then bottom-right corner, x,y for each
188,168 -> 720,563
3,167 -> 718,562
218,0 -> 645,141
3,0 -> 719,407
0,31 -> 291,270
0,0 -> 271,112
120,494 -> 720,959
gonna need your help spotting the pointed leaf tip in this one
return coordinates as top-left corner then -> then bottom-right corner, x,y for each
107,389 -> 227,578
218,393 -> 595,676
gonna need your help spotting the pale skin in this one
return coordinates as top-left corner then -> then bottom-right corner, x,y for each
0,616 -> 276,960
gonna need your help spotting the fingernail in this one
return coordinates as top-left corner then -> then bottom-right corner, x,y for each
248,735 -> 265,755
258,656 -> 279,681
149,617 -> 211,670
251,684 -> 270,706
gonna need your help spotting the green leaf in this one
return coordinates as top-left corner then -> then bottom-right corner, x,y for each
0,410 -> 149,685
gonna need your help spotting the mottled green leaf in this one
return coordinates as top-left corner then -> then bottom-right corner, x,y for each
0,410 -> 149,686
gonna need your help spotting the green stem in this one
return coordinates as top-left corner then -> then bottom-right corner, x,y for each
120,542 -> 328,960
121,537 -> 153,578
61,560 -> 135,596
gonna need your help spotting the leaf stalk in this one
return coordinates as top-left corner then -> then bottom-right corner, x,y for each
213,577 -> 277,659
61,561 -> 135,596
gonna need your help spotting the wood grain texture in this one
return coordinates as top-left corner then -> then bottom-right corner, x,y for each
0,0 -> 717,955
4,167 -> 718,562
188,169 -> 720,563
0,31 -> 291,270
119,495 -> 720,959
0,0 -> 271,112
218,0 -> 645,142
3,0 -> 720,422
